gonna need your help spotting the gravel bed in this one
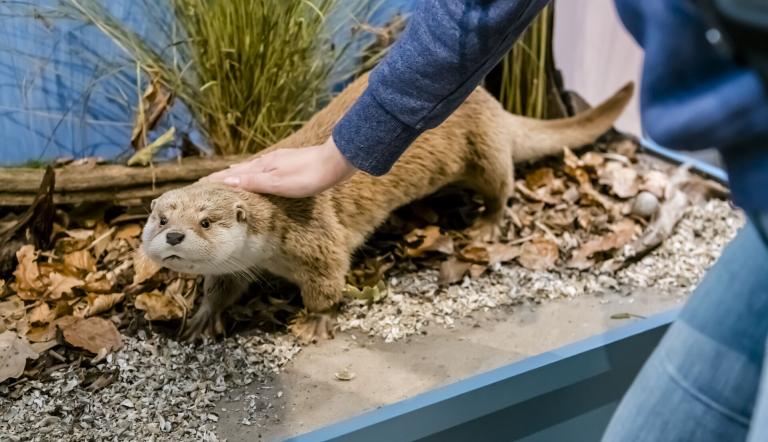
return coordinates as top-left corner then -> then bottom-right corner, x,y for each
0,199 -> 743,440
339,199 -> 743,342
0,334 -> 299,441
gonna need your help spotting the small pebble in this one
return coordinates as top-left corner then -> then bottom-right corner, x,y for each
631,191 -> 660,219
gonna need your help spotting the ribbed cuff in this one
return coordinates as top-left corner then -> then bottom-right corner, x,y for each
332,90 -> 420,176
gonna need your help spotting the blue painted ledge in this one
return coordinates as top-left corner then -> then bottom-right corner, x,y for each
286,309 -> 679,442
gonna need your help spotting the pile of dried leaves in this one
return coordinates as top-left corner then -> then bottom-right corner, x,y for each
0,134 -> 728,386
0,204 -> 200,385
349,136 -> 728,302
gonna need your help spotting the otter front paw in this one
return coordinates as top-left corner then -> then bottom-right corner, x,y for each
289,311 -> 336,345
181,307 -> 226,342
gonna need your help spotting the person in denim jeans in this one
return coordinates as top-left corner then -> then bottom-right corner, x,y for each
209,1 -> 768,439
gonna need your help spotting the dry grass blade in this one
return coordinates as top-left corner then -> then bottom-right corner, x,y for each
499,5 -> 552,118
63,0 -> 372,156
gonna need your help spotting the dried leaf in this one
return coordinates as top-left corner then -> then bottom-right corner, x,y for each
46,272 -> 84,300
613,166 -> 692,270
525,167 -> 556,190
438,258 -> 472,285
12,245 -> 42,293
563,161 -> 614,210
127,127 -> 176,167
515,181 -> 560,205
567,220 -> 637,269
83,271 -> 114,293
29,340 -> 58,354
612,138 -> 638,159
334,368 -> 356,381
487,243 -> 522,264
518,238 -> 559,271
131,77 -> 174,150
64,250 -> 97,273
542,210 -> 577,231
404,226 -> 454,257
0,297 -> 25,333
458,244 -> 491,264
132,248 -> 161,285
0,297 -> 24,321
599,161 -> 639,198
342,281 -> 388,305
679,176 -> 729,204
0,330 -> 38,383
563,147 -> 581,169
135,291 -> 184,321
640,170 -> 669,199
74,293 -> 125,318
26,315 -> 78,343
580,152 -> 605,168
28,303 -> 55,325
610,312 -> 645,320
25,326 -> 54,343
347,256 -> 394,288
54,229 -> 96,255
64,229 -> 94,241
62,317 -> 122,354
469,264 -> 487,279
90,223 -> 115,259
116,224 -> 142,240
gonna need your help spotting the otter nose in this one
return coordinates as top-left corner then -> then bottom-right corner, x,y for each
166,232 -> 185,246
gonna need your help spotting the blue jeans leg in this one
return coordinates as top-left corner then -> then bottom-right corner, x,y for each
602,218 -> 768,441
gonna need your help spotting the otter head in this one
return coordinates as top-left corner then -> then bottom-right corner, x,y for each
141,183 -> 270,275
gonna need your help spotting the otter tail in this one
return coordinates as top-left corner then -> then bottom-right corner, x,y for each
511,82 -> 634,163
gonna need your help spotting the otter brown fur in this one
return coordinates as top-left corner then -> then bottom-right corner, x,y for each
141,72 -> 633,343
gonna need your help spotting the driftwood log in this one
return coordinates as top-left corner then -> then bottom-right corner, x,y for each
0,155 -> 248,206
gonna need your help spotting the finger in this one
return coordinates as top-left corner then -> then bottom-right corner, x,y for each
225,172 -> 280,195
206,168 -> 240,183
229,157 -> 271,174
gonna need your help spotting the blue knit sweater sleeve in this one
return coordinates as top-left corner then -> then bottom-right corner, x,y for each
332,0 -> 549,176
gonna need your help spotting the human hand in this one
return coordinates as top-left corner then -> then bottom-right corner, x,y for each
203,136 -> 357,198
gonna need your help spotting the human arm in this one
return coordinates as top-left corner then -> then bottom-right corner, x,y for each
206,0 -> 550,196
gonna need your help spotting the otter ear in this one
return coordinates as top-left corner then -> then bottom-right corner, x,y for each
235,203 -> 247,223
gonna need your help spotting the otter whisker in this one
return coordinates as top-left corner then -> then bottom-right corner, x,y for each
217,257 -> 262,284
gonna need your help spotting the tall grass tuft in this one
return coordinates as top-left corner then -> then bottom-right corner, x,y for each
499,5 -> 553,119
63,0 -> 369,155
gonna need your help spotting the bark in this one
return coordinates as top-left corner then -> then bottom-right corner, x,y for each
0,156 -> 248,206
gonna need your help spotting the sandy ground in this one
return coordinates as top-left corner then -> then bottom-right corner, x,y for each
216,287 -> 685,441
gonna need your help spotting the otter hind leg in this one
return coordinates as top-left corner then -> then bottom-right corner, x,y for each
289,310 -> 336,345
467,176 -> 511,243
289,260 -> 346,345
465,140 -> 514,243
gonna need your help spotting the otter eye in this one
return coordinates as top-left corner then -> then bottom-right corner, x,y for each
159,216 -> 168,226
200,218 -> 211,229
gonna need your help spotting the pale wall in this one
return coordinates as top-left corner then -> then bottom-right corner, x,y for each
553,0 -> 644,135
